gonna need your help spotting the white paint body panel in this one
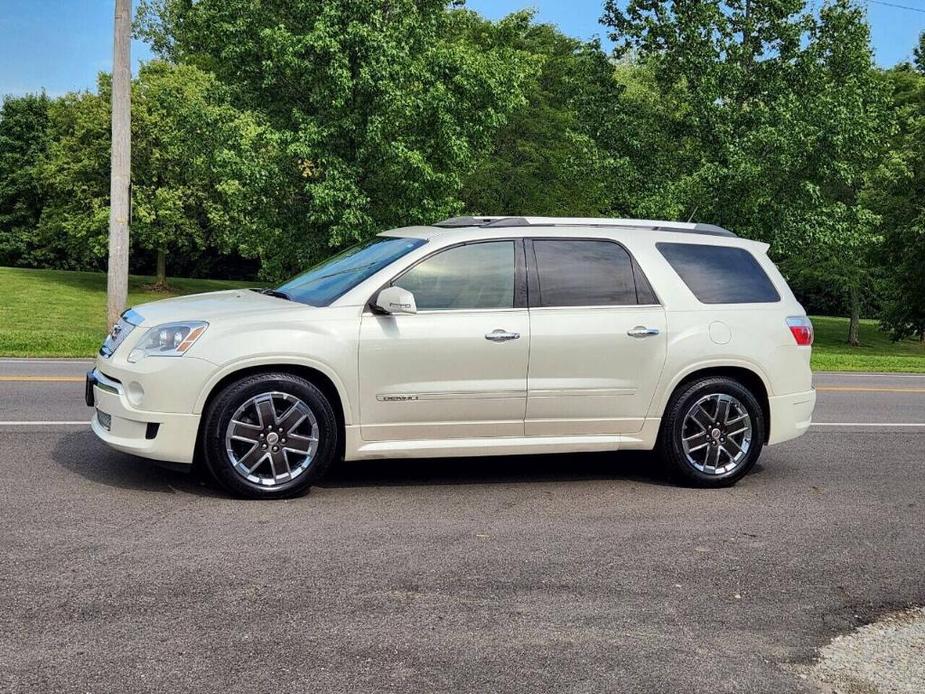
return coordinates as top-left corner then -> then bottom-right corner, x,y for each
525,305 -> 667,435
358,309 -> 530,440
88,222 -> 814,467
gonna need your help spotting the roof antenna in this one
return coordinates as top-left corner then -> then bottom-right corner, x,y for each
686,206 -> 698,223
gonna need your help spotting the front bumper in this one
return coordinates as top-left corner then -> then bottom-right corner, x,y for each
86,367 -> 203,464
767,388 -> 816,445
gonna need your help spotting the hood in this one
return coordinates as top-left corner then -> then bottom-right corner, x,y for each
129,289 -> 309,326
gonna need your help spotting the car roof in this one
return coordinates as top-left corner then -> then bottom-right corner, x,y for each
430,216 -> 736,237
379,216 -> 749,244
378,219 -> 774,257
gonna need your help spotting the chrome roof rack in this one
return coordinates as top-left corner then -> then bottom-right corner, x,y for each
433,216 -> 736,238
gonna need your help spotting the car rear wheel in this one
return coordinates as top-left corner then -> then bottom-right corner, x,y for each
201,372 -> 338,499
658,376 -> 765,487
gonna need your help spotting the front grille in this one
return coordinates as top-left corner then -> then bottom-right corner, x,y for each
96,409 -> 112,431
99,308 -> 143,358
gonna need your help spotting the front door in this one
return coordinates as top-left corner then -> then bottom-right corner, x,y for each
525,238 -> 667,436
359,240 -> 529,441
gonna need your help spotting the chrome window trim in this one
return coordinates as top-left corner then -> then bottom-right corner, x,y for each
362,307 -> 528,317
527,304 -> 663,312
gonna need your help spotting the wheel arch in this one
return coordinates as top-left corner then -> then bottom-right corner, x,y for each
196,361 -> 349,455
657,364 -> 771,443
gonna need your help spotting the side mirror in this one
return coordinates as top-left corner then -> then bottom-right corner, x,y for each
375,286 -> 417,315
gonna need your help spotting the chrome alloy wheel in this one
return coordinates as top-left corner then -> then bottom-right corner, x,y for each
680,393 -> 753,476
224,391 -> 319,487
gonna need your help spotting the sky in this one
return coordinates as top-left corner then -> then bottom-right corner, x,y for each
1,0 -> 923,97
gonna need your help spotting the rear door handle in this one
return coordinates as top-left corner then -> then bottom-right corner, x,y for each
627,326 -> 660,338
485,329 -> 521,343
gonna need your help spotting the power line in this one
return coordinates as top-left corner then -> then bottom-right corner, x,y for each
865,0 -> 925,14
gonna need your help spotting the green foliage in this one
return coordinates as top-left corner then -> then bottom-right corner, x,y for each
1,1 -> 922,346
36,87 -> 112,269
37,61 -> 281,280
456,11 -> 617,216
601,0 -> 893,344
914,31 -> 925,73
865,66 -> 925,341
138,0 -> 534,278
0,93 -> 51,266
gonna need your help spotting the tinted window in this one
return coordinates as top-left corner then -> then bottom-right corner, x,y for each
632,258 -> 659,305
279,236 -> 426,306
657,242 -> 780,304
395,241 -> 515,310
533,239 -> 639,307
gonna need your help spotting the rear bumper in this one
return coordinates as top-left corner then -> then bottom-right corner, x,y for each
88,369 -> 200,464
767,388 -> 816,445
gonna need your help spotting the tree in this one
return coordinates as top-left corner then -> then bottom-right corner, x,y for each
914,31 -> 925,73
38,62 -> 282,285
137,0 -> 534,279
865,65 -> 925,342
455,11 -> 618,217
601,0 -> 892,345
0,93 -> 51,267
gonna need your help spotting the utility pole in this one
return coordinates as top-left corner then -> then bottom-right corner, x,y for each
107,0 -> 131,329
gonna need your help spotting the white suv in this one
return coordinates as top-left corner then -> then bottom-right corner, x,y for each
86,217 -> 816,498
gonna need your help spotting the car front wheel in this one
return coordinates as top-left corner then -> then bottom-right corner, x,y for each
201,372 -> 338,499
658,376 -> 765,487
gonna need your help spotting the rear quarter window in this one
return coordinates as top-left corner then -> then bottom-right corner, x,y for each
656,242 -> 780,304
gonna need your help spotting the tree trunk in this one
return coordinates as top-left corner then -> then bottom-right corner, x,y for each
848,286 -> 861,347
154,249 -> 168,290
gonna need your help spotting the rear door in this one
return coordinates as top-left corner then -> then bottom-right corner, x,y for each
525,238 -> 667,436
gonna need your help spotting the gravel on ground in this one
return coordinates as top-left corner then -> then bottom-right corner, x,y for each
808,607 -> 925,694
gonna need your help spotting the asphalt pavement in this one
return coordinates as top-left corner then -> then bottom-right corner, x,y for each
1,360 -> 923,693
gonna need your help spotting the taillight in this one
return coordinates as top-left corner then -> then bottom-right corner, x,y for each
786,316 -> 814,346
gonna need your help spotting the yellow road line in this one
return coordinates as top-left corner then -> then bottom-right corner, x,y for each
816,386 -> 925,394
0,376 -> 85,382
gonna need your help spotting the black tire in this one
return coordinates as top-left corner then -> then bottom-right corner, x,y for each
201,371 -> 338,499
657,376 -> 765,488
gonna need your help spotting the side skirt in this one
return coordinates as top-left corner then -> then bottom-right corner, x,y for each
343,420 -> 661,461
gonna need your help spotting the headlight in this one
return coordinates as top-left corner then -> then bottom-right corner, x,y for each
127,321 -> 208,362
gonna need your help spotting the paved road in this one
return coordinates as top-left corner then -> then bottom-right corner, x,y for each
1,361 -> 923,693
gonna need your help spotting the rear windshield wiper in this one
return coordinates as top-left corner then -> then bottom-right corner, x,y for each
251,287 -> 293,301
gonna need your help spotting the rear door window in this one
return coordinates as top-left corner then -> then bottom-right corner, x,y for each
656,242 -> 780,304
531,239 -> 643,307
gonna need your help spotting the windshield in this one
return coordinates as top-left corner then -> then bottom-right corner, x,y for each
277,236 -> 427,306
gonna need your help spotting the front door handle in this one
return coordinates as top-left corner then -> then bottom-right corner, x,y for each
627,326 -> 660,338
485,329 -> 521,343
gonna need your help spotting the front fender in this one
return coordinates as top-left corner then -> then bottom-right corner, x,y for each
189,307 -> 361,422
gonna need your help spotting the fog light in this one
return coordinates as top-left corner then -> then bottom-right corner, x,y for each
96,409 -> 112,431
127,381 -> 145,406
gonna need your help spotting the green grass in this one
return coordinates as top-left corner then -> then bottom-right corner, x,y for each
0,266 -> 256,357
810,316 -> 925,373
2,267 -> 924,370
